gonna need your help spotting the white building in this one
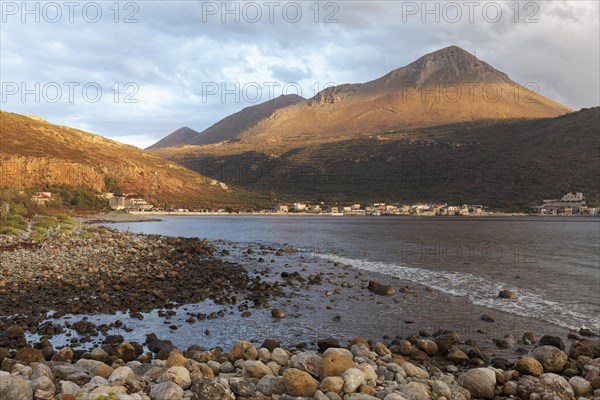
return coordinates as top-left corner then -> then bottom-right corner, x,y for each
561,192 -> 584,202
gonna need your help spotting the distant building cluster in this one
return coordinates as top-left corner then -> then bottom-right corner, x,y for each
107,193 -> 154,211
30,191 -> 52,206
535,192 -> 597,215
273,202 -> 487,216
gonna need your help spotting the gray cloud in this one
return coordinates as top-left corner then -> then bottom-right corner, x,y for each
1,0 -> 598,149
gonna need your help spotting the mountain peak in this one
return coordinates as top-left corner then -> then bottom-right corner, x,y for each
404,45 -> 512,86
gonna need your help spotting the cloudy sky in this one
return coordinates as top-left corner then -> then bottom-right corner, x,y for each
1,0 -> 598,148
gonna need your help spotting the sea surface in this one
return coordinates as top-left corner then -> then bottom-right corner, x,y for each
105,216 -> 600,333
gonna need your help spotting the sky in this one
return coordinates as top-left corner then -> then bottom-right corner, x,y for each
1,0 -> 599,149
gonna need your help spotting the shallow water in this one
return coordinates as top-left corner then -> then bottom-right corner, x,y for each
105,216 -> 600,332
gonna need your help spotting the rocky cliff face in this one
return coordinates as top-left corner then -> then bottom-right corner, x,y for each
0,111 -> 256,208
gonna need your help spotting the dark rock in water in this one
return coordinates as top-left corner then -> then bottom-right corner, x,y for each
539,335 -> 565,350
368,280 -> 395,295
498,289 -> 517,299
260,339 -> 280,352
579,327 -> 594,337
494,334 -> 516,348
318,338 -> 341,352
481,314 -> 495,323
271,308 -> 286,319
522,331 -> 536,345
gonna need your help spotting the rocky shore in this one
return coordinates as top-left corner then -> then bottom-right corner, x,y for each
0,224 -> 283,338
1,331 -> 599,400
1,217 -> 599,399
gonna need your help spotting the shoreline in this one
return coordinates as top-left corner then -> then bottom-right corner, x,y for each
127,211 -> 599,218
1,220 -> 599,399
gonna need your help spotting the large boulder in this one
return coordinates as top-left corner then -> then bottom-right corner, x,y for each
457,368 -> 496,400
229,341 -> 258,362
518,373 -> 575,400
150,381 -> 184,400
532,346 -> 568,372
320,348 -> 356,378
399,382 -> 431,400
517,356 -> 544,377
256,375 -> 285,396
14,347 -> 44,364
190,378 -> 235,400
0,375 -> 34,400
290,351 -> 322,377
283,368 -> 319,397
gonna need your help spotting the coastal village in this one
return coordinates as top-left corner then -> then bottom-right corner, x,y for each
48,191 -> 596,216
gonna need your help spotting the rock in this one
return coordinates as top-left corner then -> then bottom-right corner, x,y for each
256,375 -> 285,396
518,373 -> 575,400
401,362 -> 429,379
242,360 -> 273,379
320,376 -> 344,393
116,342 -> 137,362
447,347 -> 469,364
431,380 -> 452,399
320,348 -> 356,378
283,368 -> 320,397
498,289 -> 517,299
229,377 -> 256,396
368,280 -> 395,295
60,381 -> 81,396
150,381 -> 184,400
318,338 -> 341,352
399,381 -> 431,400
342,368 -> 365,393
493,334 -> 516,348
384,394 -> 410,400
51,347 -> 74,363
0,375 -> 34,400
31,376 -> 55,393
504,380 -> 518,396
160,366 -> 192,389
457,368 -> 496,400
523,331 -> 537,345
517,356 -> 544,377
260,339 -> 280,352
539,335 -> 565,350
416,339 -> 438,356
272,348 -> 289,366
190,378 -> 234,400
569,339 -> 600,359
14,347 -> 44,364
166,352 -> 187,368
532,345 -> 568,372
91,348 -> 110,363
33,389 -> 54,400
291,351 -> 323,377
569,376 -> 592,396
271,308 -> 286,318
109,366 -> 135,382
229,341 -> 258,362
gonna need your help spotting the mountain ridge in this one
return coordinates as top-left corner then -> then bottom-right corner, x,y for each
148,45 -> 572,150
0,110 -> 260,208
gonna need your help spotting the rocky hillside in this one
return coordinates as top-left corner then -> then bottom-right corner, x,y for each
0,111 -> 260,208
152,108 -> 600,210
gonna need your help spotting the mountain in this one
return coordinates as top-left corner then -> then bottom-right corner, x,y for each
147,127 -> 200,150
234,46 -> 571,147
0,111 -> 260,208
147,94 -> 305,149
151,46 -> 572,152
152,107 -> 600,210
